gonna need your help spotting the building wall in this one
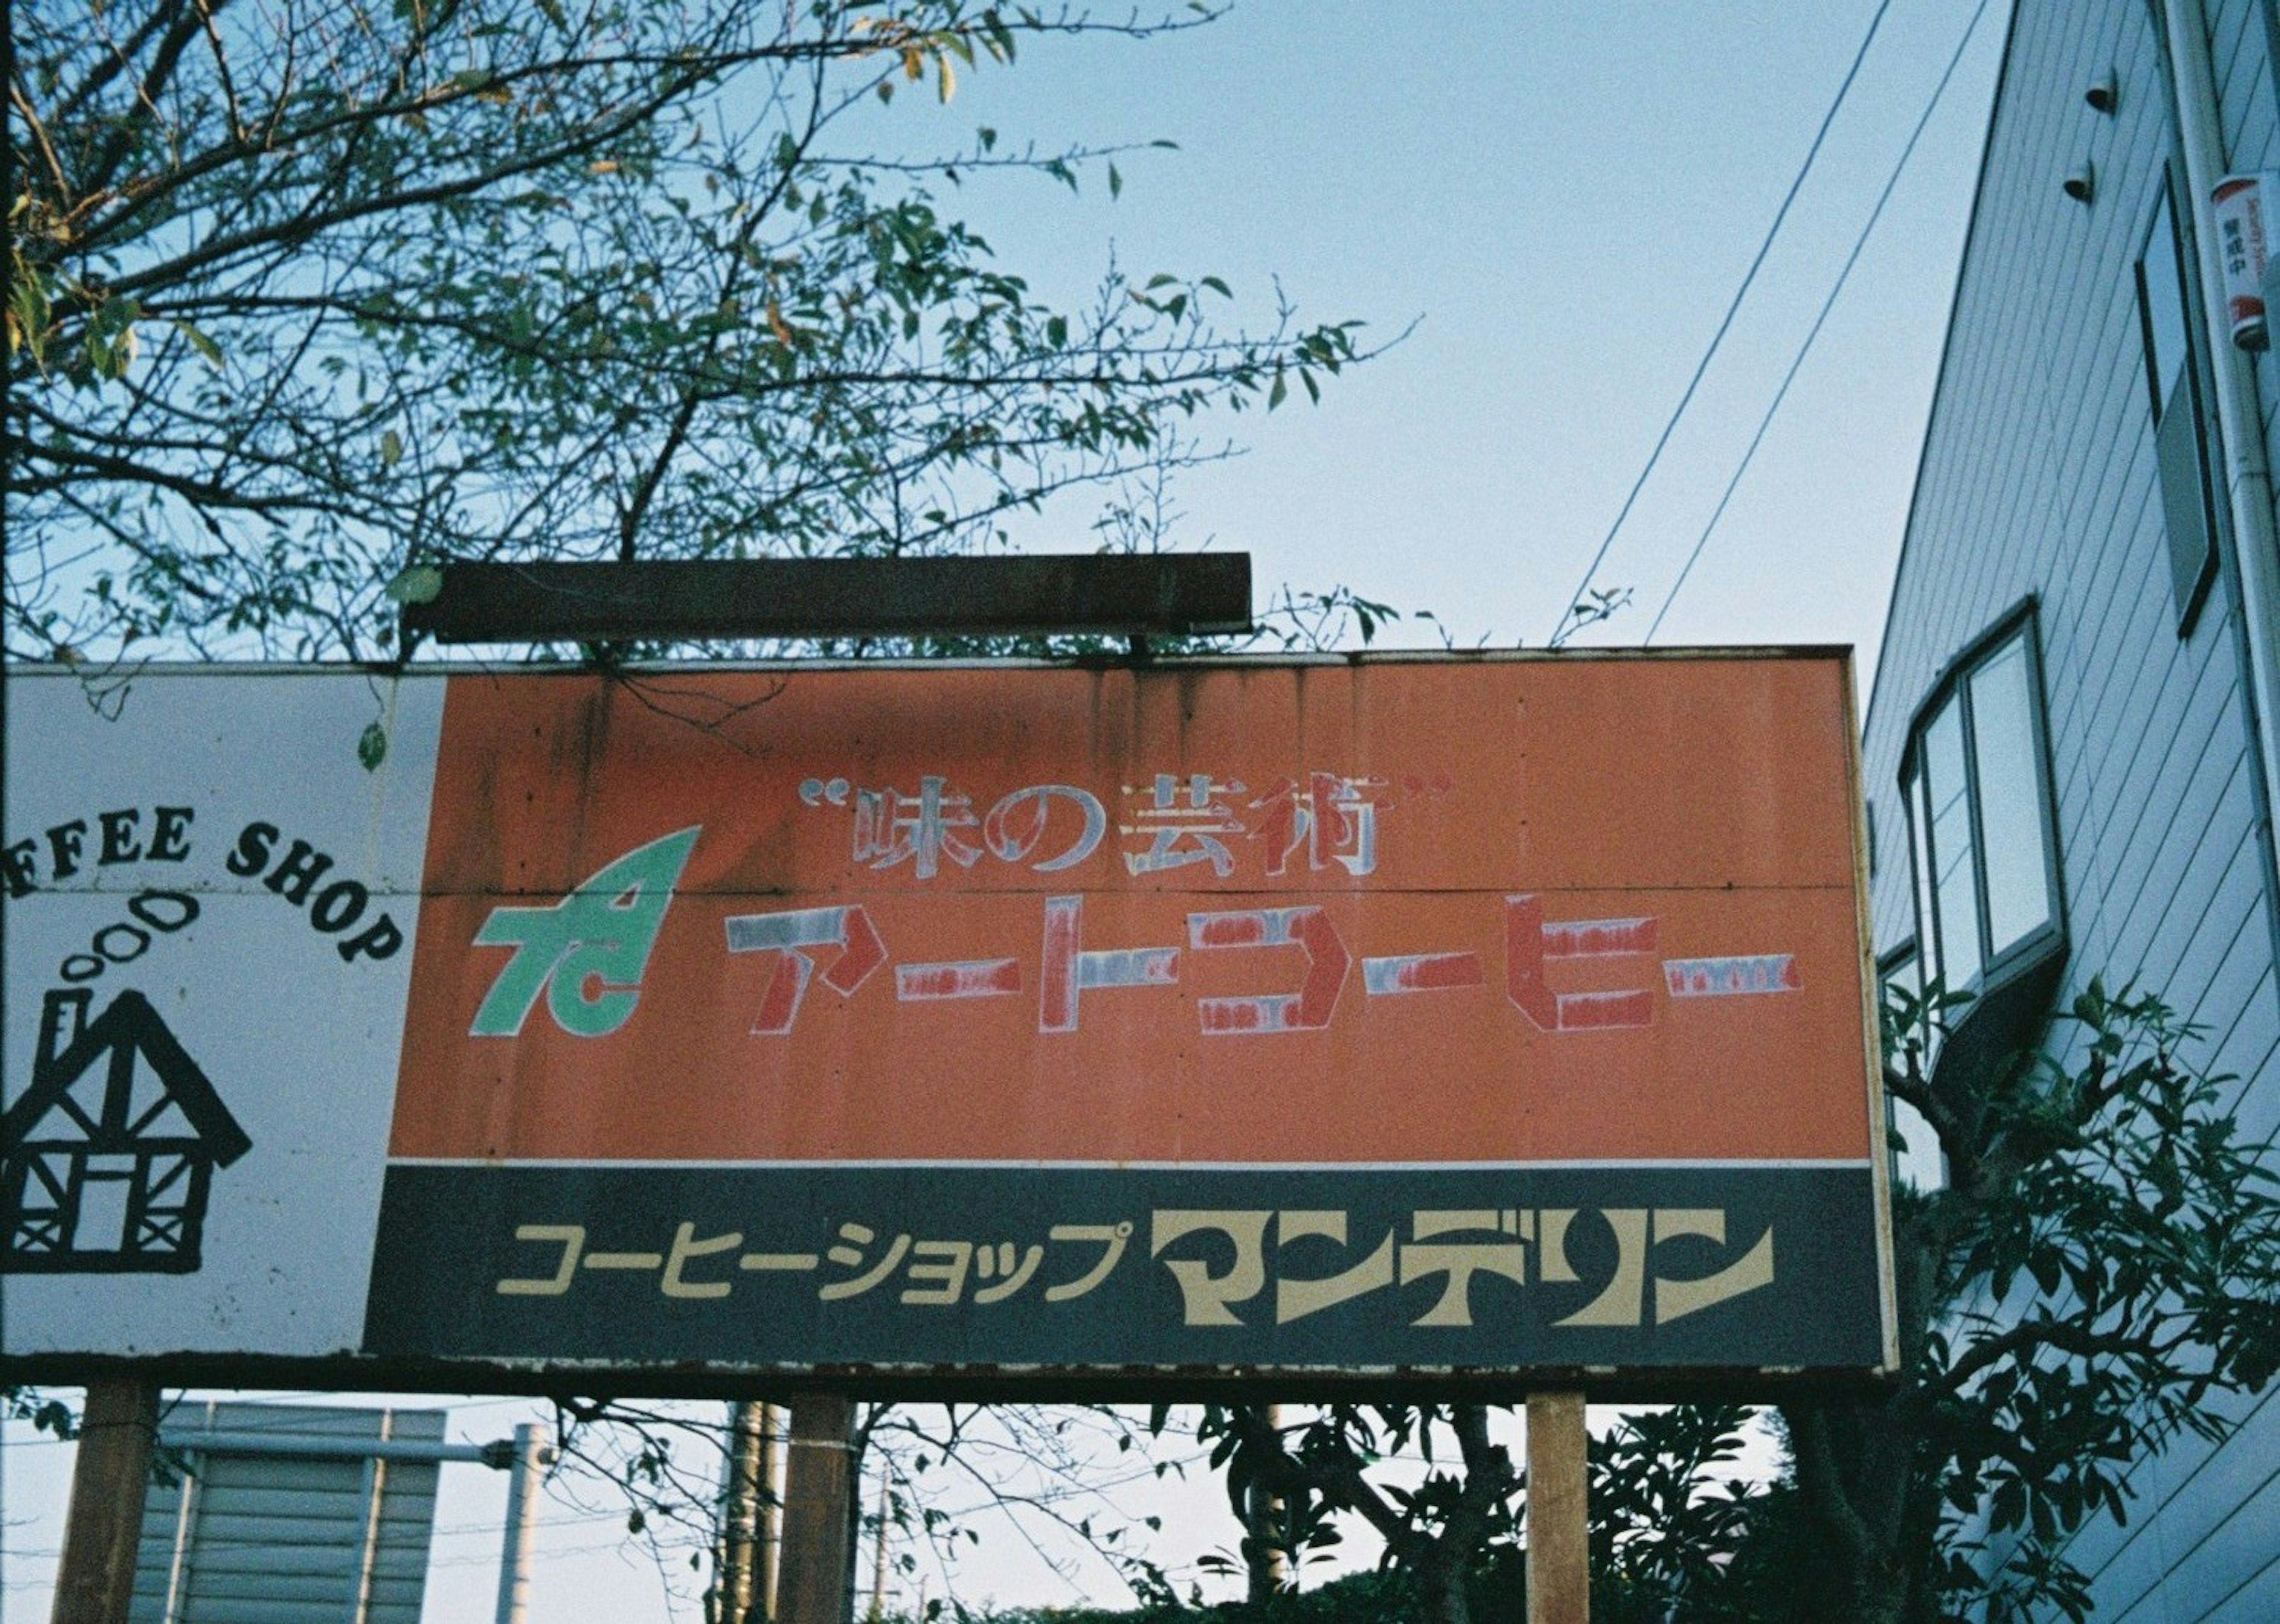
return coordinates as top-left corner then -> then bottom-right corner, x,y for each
1860,0 -> 2280,1616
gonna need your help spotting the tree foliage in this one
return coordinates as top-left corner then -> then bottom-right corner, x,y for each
1198,982 -> 2280,1623
1183,1402 -> 1516,1624
896,1566 -> 1426,1624
7,0 -> 1370,659
1775,978 -> 2280,1622
544,1397 -> 1213,1621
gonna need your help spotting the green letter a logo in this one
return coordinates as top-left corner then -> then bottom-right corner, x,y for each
469,827 -> 700,1038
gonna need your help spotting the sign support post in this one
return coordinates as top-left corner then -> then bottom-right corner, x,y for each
1525,1391 -> 1588,1624
777,1395 -> 856,1624
52,1377 -> 160,1624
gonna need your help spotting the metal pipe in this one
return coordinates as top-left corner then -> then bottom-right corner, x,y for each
157,1464 -> 201,1624
2160,0 -> 2280,912
344,1452 -> 388,1624
495,1423 -> 546,1624
155,1430 -> 502,1465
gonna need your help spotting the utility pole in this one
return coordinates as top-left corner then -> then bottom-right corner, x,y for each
866,1464 -> 890,1623
721,1401 -> 779,1623
495,1423 -> 547,1624
757,1404 -> 781,1620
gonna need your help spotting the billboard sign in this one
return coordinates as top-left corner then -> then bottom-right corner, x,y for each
2,656 -> 1893,1390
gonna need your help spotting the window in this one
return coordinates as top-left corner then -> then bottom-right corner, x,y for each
2136,171 -> 2222,636
1898,605 -> 2067,1090
1902,610 -> 2062,997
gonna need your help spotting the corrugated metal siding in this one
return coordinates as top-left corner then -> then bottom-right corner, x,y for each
128,1403 -> 445,1624
1861,0 -> 2280,1616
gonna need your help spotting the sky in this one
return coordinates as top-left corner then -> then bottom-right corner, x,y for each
0,1 -> 2012,1617
900,0 -> 2011,683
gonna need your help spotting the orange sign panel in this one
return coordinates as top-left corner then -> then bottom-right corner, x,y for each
392,656 -> 1874,1168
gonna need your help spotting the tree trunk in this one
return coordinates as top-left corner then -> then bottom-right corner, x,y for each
1418,1553 -> 1473,1624
1785,1398 -> 1926,1624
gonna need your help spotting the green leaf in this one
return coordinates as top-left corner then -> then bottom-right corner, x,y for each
7,269 -> 52,366
384,564 -> 443,604
379,429 -> 404,467
170,318 -> 223,368
1108,163 -> 1122,199
357,721 -> 388,772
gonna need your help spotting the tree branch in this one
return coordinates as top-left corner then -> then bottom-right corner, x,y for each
77,0 -> 216,203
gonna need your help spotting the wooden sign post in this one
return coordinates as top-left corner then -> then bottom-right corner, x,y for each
1526,1392 -> 1588,1624
777,1396 -> 856,1624
52,1378 -> 160,1624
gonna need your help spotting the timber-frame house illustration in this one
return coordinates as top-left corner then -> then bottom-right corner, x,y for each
1,987 -> 251,1273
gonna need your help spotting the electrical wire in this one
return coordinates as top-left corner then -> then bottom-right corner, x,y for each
1548,0 -> 1898,643
1643,0 -> 1994,643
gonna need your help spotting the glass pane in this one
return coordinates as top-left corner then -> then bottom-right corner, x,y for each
1908,780 -> 1939,982
1970,638 -> 2054,959
1883,946 -> 1921,1006
1891,1098 -> 1948,1192
1882,941 -> 1924,1057
1879,950 -> 1945,1190
2141,190 -> 2190,419
1905,789 -> 1946,1071
1924,696 -> 1983,989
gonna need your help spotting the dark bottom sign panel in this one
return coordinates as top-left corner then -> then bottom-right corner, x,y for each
365,1163 -> 1886,1382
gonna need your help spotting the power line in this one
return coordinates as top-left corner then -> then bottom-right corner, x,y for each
1644,0 -> 1994,643
1548,0 -> 1898,643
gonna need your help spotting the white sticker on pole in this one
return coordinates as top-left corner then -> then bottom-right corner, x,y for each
2213,172 -> 2276,350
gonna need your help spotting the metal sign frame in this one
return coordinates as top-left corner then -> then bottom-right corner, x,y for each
2,652 -> 1896,1399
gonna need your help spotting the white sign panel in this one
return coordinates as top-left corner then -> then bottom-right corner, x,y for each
2,671 -> 439,1356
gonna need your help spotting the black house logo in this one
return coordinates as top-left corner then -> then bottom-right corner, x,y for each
1,988 -> 251,1273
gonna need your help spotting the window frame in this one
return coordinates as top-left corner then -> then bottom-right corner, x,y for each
2133,163 -> 2224,637
1897,600 -> 2067,1008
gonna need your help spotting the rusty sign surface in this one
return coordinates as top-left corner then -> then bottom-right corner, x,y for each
1,655 -> 1895,1390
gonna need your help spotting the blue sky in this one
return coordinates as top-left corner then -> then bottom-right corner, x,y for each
0,4 -> 2015,1617
872,0 -> 2009,681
